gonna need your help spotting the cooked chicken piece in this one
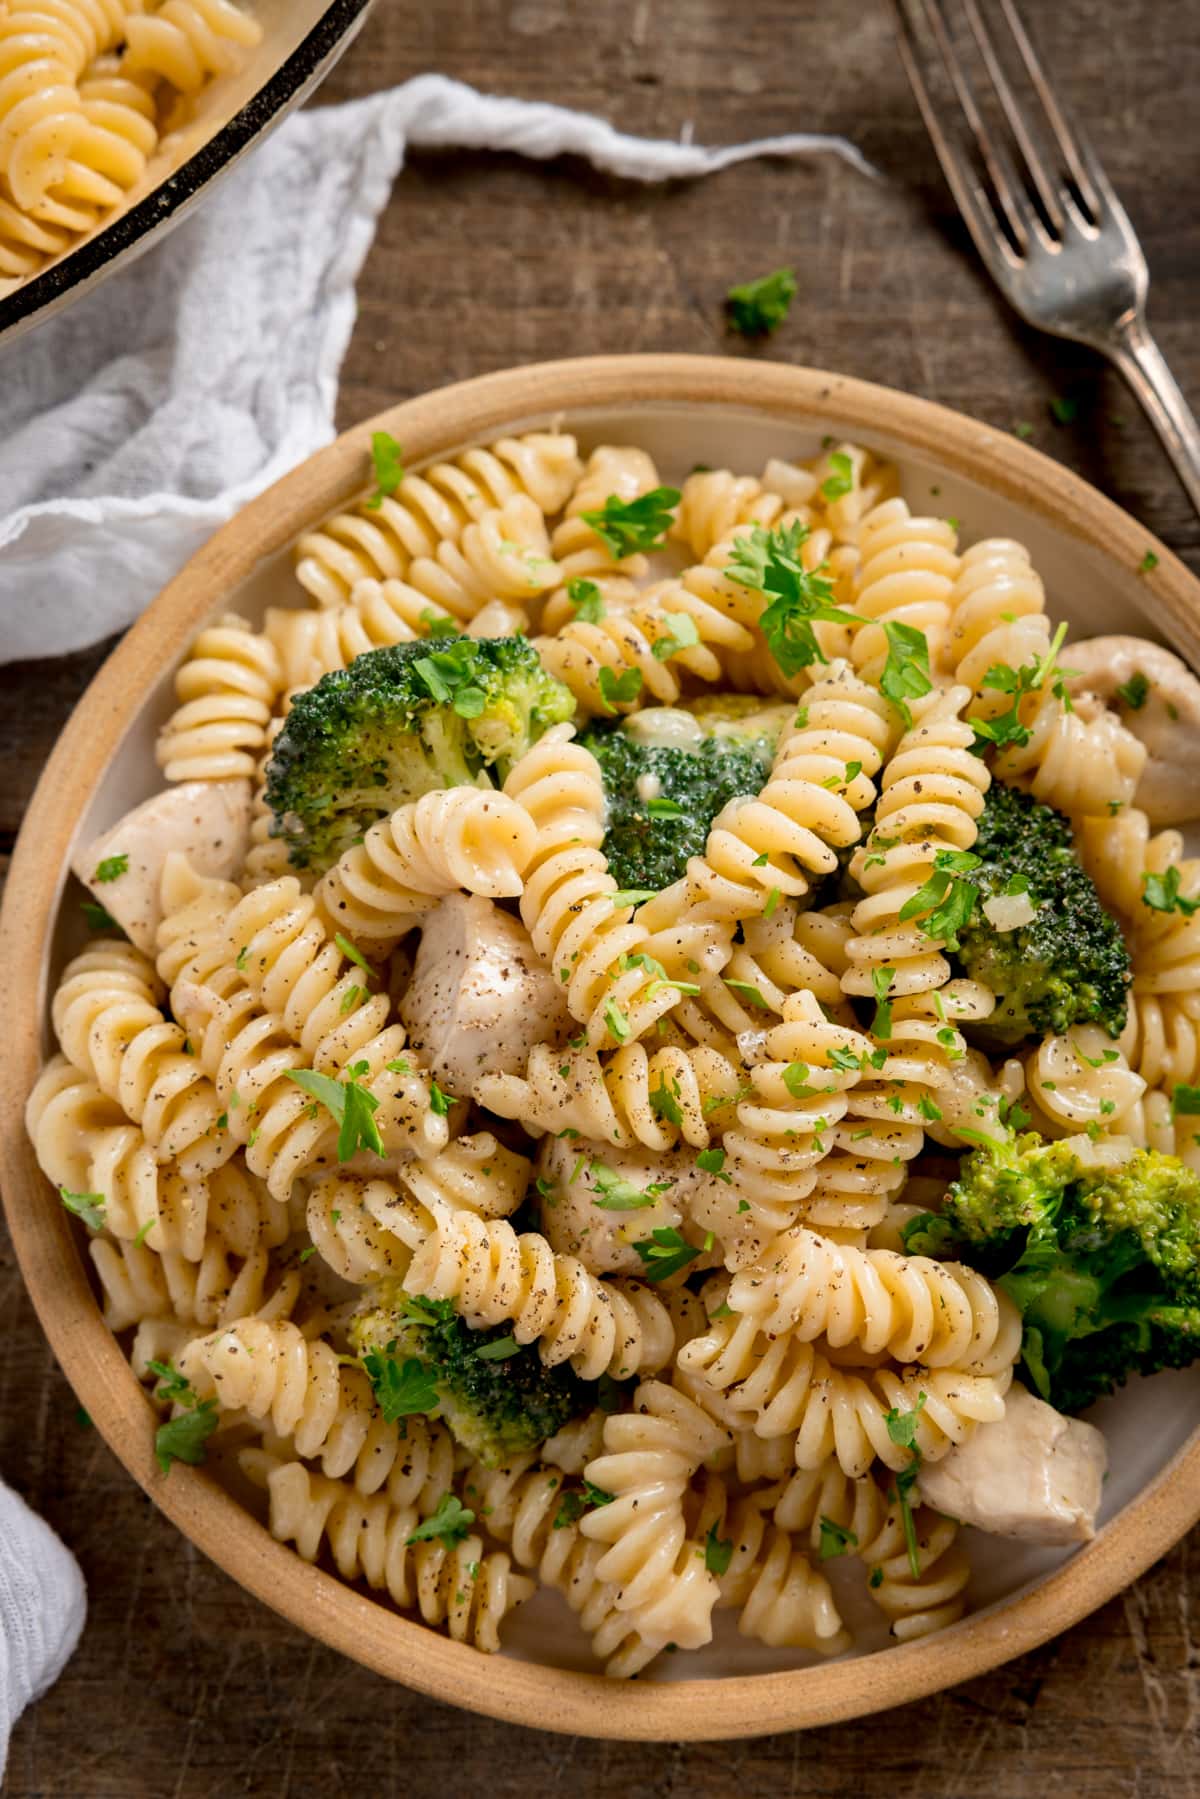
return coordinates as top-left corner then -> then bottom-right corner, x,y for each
72,779 -> 252,952
917,1383 -> 1107,1544
534,1134 -> 714,1278
1064,636 -> 1200,825
397,893 -> 570,1095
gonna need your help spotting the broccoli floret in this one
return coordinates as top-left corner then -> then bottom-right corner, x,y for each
578,714 -> 775,893
934,1131 -> 1200,1412
350,1282 -> 590,1467
951,781 -> 1131,1047
265,637 -> 574,873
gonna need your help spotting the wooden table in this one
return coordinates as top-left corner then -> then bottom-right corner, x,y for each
2,2 -> 1199,1792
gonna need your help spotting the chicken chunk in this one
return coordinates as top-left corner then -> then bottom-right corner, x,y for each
1064,635 -> 1200,825
917,1383 -> 1107,1545
534,1134 -> 716,1277
397,893 -> 570,1095
72,779 -> 252,953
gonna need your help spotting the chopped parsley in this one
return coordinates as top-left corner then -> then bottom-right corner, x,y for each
820,451 -> 854,502
696,1147 -> 730,1181
590,1162 -> 672,1211
725,266 -> 797,337
335,932 -> 374,977
651,612 -> 701,661
879,621 -> 933,727
364,431 -> 405,510
361,1339 -> 440,1421
81,899 -> 120,932
726,521 -> 861,677
704,1521 -> 734,1575
1142,867 -> 1200,917
283,1063 -> 383,1161
567,577 -> 605,623
580,486 -> 680,558
61,1189 -> 106,1232
884,1392 -> 928,1580
151,1362 -> 219,1474
597,664 -> 644,713
897,848 -> 981,947
1115,671 -> 1150,710
474,1334 -> 521,1362
818,1516 -> 858,1560
405,1492 -> 475,1549
93,853 -> 128,884
1139,550 -> 1159,574
632,1226 -> 705,1281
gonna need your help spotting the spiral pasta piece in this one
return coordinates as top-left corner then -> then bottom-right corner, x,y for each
689,1472 -> 851,1653
402,1209 -> 677,1381
727,1224 -> 1023,1373
685,992 -> 876,1265
462,1455 -> 660,1677
314,787 -> 538,947
122,0 -> 261,92
474,1037 -> 736,1152
51,59 -> 157,210
1120,991 -> 1200,1093
843,683 -> 990,1001
1074,806 -> 1180,927
547,443 -> 662,586
849,499 -> 959,683
90,1233 -> 300,1335
155,615 -> 283,783
945,538 -> 1146,816
51,940 -> 234,1175
637,666 -> 890,959
292,433 -> 581,606
579,1380 -> 730,1650
772,1460 -> 970,1640
246,1455 -> 532,1654
670,467 -> 793,561
1021,1027 -> 1146,1138
503,725 -> 706,1049
0,16 -> 85,208
678,1310 -> 1011,1477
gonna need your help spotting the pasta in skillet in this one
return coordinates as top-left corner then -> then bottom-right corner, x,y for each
0,0 -> 262,293
32,421 -> 1200,1681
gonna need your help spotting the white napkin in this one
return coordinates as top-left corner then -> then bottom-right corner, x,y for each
0,73 -> 874,664
0,1479 -> 86,1774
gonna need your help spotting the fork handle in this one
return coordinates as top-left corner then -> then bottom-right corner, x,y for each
1108,317 -> 1200,520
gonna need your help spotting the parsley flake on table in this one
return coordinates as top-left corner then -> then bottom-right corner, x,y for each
580,486 -> 680,558
725,266 -> 797,337
363,430 -> 405,510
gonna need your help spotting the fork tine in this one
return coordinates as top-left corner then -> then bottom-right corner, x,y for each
890,0 -> 1029,268
918,0 -> 1042,253
996,0 -> 1108,220
960,0 -> 1065,235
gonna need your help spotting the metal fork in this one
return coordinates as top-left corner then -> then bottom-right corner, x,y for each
891,0 -> 1200,516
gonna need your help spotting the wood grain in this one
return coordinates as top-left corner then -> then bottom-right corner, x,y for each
2,0 -> 1199,1791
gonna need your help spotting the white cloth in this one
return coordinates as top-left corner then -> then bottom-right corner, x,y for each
0,1479 -> 86,1775
0,73 -> 875,664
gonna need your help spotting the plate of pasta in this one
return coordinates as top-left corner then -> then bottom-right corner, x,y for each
6,353 -> 1200,1740
0,0 -> 372,341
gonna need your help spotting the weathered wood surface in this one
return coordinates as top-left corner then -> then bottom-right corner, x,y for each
2,0 -> 1199,1791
